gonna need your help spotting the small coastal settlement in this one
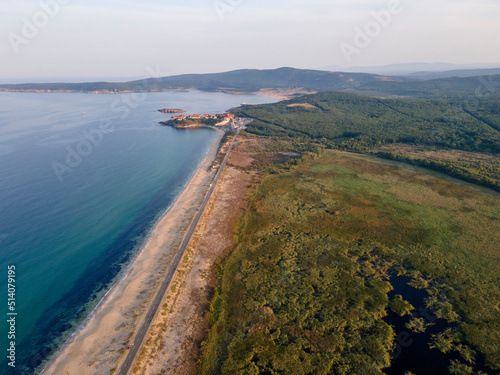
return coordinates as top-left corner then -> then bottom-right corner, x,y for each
168,112 -> 237,128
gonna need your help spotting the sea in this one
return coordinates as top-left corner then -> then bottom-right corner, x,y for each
0,90 -> 275,374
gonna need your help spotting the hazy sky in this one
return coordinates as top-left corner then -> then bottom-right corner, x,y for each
1,0 -> 499,81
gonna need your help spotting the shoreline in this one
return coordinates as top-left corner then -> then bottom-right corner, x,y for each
0,87 -> 292,101
41,127 -> 225,375
134,133 -> 260,374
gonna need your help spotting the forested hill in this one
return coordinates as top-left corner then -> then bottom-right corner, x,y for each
0,68 -> 393,93
235,91 -> 500,154
136,67 -> 390,91
234,91 -> 500,190
1,67 -> 498,100
356,74 -> 500,99
407,67 -> 500,81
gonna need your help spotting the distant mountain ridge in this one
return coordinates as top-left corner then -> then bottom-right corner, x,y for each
322,62 -> 500,76
407,68 -> 500,80
355,74 -> 500,99
0,67 -> 498,100
0,67 -> 394,94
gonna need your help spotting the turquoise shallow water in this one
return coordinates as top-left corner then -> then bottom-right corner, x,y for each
0,90 -> 274,374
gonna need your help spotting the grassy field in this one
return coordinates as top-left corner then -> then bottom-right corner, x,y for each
200,151 -> 500,374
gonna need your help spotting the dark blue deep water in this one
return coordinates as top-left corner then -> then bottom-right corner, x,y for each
0,90 -> 274,374
385,275 -> 495,375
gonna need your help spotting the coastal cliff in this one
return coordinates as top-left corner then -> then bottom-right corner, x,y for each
160,118 -> 235,131
160,119 -> 217,129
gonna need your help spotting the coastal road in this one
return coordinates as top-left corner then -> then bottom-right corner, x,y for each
118,128 -> 241,375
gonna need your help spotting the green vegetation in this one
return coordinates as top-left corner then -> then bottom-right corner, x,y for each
161,117 -> 219,128
405,317 -> 426,333
389,295 -> 415,317
407,275 -> 429,289
0,67 -> 391,93
430,328 -> 481,370
234,91 -> 500,190
429,328 -> 462,354
236,92 -> 500,154
1,67 -> 497,101
356,74 -> 500,99
200,152 -> 500,374
462,94 -> 500,132
374,150 -> 500,191
448,360 -> 485,375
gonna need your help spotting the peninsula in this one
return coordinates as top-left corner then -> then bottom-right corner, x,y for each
160,112 -> 236,129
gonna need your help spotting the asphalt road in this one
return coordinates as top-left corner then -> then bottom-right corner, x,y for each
117,128 -> 241,375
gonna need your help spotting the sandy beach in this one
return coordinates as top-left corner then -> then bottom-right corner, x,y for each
42,128 -> 225,375
130,136 -> 261,374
